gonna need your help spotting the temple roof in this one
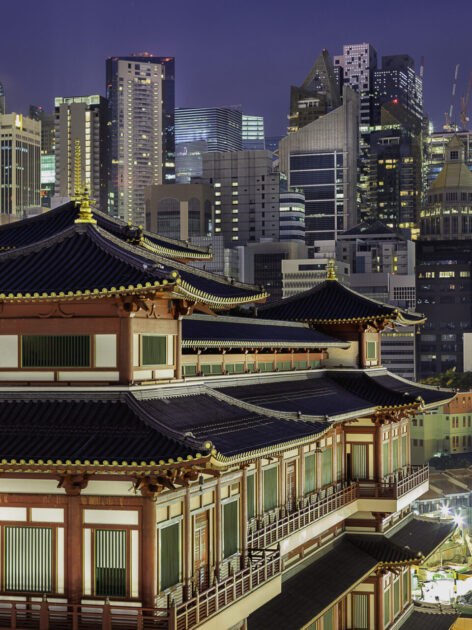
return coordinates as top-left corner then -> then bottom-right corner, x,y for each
0,201 -> 212,260
216,369 -> 453,419
248,518 -> 455,630
0,222 -> 267,307
257,278 -> 425,326
398,610 -> 458,630
182,314 -> 349,349
0,388 -> 327,468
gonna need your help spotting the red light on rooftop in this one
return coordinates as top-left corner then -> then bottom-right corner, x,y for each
393,99 -> 399,104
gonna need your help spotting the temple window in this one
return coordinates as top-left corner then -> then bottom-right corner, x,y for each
142,335 -> 167,366
247,474 -> 255,520
200,364 -> 223,376
294,360 -> 308,370
21,334 -> 90,368
304,453 -> 316,493
321,448 -> 333,486
384,584 -> 391,626
392,438 -> 399,471
159,522 -> 180,591
4,526 -> 53,593
351,444 -> 367,479
352,593 -> 368,628
401,434 -> 408,466
393,577 -> 400,617
382,442 -> 390,477
223,500 -> 239,558
366,341 -> 377,361
94,529 -> 127,597
263,467 -> 278,512
402,570 -> 409,604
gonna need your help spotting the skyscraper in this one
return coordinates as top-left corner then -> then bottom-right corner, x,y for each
175,107 -> 242,183
373,55 -> 423,125
279,87 -> 359,256
336,43 -> 378,125
55,96 -> 108,211
29,105 -> 56,208
288,49 -> 341,133
242,114 -> 265,150
0,113 -> 41,216
106,54 -> 175,223
0,81 -> 5,115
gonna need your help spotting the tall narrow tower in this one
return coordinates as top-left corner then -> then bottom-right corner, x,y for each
106,54 -> 175,224
0,81 -> 5,115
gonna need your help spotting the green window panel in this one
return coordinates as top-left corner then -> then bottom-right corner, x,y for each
305,453 -> 316,494
95,529 -> 127,597
322,448 -> 333,486
142,335 -> 167,366
200,364 -> 223,375
392,438 -> 399,472
402,570 -> 409,604
246,362 -> 256,373
184,365 -> 197,376
402,435 -> 407,466
353,593 -> 368,629
322,608 -> 333,630
352,444 -> 367,479
337,444 -> 343,480
393,579 -> 400,616
263,467 -> 278,512
223,501 -> 239,558
22,335 -> 90,368
278,361 -> 292,371
294,360 -> 308,369
5,526 -> 52,592
366,341 -> 377,360
382,442 -> 389,477
384,587 -> 391,626
234,363 -> 245,373
259,361 -> 274,372
160,523 -> 180,591
226,364 -> 235,373
309,359 -> 321,368
247,475 -> 255,520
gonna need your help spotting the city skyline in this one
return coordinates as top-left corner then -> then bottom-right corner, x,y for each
1,0 -> 471,136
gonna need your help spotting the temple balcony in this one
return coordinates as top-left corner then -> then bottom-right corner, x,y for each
247,482 -> 360,557
0,549 -> 281,630
357,464 -> 429,513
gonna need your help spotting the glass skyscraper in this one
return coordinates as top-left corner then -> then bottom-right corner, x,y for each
175,107 -> 242,183
242,115 -> 265,150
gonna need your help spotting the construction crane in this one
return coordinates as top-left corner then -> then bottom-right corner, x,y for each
420,56 -> 424,80
460,70 -> 472,130
444,63 -> 460,131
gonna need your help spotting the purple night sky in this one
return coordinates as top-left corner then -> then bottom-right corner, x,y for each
1,0 -> 472,135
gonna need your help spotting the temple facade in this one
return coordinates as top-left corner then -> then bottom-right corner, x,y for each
0,195 -> 458,629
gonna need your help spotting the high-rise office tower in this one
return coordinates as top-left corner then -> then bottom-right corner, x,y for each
0,113 -> 41,216
175,107 -> 242,183
288,49 -> 341,133
336,43 -> 378,125
242,115 -> 265,150
372,55 -> 423,125
279,87 -> 359,256
0,81 -> 5,115
202,150 -> 279,247
30,105 -> 56,208
106,54 -> 175,224
54,96 -> 108,212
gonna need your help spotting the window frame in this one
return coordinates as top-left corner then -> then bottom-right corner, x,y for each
222,498 -> 239,559
159,520 -> 182,593
93,527 -> 129,599
141,334 -> 168,367
21,334 -> 91,369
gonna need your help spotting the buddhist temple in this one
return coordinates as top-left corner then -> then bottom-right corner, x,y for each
0,196 -> 459,629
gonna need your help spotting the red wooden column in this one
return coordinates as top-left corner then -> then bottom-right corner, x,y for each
142,497 -> 157,608
240,468 -> 248,569
67,495 -> 83,605
183,488 -> 192,599
375,572 -> 384,630
215,479 -> 222,579
375,423 -> 383,482
175,319 -> 182,379
119,316 -> 134,384
359,329 -> 366,368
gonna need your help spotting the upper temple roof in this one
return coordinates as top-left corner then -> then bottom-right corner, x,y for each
257,278 -> 425,326
0,201 -> 212,260
0,207 -> 267,308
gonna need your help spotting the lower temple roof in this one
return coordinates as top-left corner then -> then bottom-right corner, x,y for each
398,610 -> 458,630
248,517 -> 456,630
216,369 -> 453,419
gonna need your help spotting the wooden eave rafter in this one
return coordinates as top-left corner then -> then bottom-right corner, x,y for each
372,401 -> 421,426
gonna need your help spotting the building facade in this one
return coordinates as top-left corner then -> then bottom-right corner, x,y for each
54,96 -> 108,212
106,54 -> 175,223
336,43 -> 378,125
279,87 -> 359,255
145,182 -> 214,240
372,55 -> 423,125
242,114 -> 265,150
282,257 -> 350,298
175,107 -> 242,183
0,113 -> 41,217
29,105 -> 56,209
202,150 -> 280,247
279,189 -> 305,242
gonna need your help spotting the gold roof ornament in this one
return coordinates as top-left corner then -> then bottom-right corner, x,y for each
74,187 -> 97,225
326,258 -> 337,281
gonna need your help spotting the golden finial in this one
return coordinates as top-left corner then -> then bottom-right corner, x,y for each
326,258 -> 337,281
74,187 -> 97,224
72,139 -> 82,202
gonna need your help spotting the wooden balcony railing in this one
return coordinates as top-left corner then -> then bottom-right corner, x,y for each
358,465 -> 429,499
247,482 -> 360,550
0,549 -> 281,630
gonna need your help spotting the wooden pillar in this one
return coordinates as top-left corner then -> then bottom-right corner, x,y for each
316,446 -> 322,490
375,424 -> 383,481
142,497 -> 157,609
67,495 -> 82,605
183,489 -> 192,599
215,479 -> 222,578
298,447 -> 305,500
240,468 -> 248,569
359,330 -> 366,368
256,460 -> 263,519
332,429 -> 338,483
119,316 -> 134,384
278,456 -> 285,510
175,319 -> 182,380
406,421 -> 411,468
375,572 -> 384,630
